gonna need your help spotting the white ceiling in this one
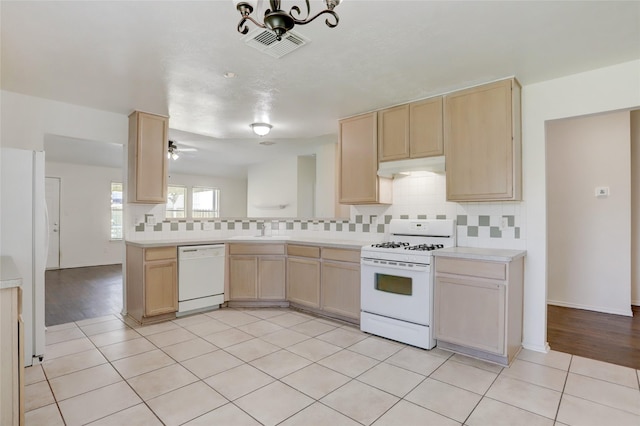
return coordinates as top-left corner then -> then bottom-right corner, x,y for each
2,1 -> 639,178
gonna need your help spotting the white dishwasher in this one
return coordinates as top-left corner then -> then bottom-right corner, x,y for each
178,244 -> 225,315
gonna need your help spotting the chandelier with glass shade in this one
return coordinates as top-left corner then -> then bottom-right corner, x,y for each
233,0 -> 342,41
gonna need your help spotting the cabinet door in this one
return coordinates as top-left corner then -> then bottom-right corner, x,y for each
258,257 -> 286,300
339,112 -> 391,204
444,79 -> 519,201
287,257 -> 321,308
410,97 -> 443,158
0,287 -> 22,426
378,104 -> 410,161
144,260 -> 177,316
434,276 -> 506,355
128,111 -> 168,203
229,256 -> 258,300
321,261 -> 360,320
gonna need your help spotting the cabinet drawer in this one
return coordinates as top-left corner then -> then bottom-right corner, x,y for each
145,246 -> 177,261
287,244 -> 320,258
436,257 -> 506,280
322,247 -> 360,263
228,243 -> 285,256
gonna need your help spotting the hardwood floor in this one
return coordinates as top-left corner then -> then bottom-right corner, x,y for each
547,304 -> 640,370
45,264 -> 123,326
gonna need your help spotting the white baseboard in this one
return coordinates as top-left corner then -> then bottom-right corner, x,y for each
547,299 -> 633,317
522,341 -> 550,353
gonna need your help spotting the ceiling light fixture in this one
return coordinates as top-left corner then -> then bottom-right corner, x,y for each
167,140 -> 180,160
233,0 -> 342,41
251,122 -> 273,136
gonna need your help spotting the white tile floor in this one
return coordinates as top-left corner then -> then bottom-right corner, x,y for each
24,308 -> 640,426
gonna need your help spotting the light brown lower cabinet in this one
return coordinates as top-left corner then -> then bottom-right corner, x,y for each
321,260 -> 360,320
258,257 -> 286,300
287,258 -> 321,309
144,259 -> 178,317
227,243 -> 286,303
0,286 -> 23,426
286,245 -> 361,322
227,243 -> 361,322
434,255 -> 524,366
126,245 -> 178,324
229,256 -> 258,299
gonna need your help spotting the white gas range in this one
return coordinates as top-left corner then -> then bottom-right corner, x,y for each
360,219 -> 456,349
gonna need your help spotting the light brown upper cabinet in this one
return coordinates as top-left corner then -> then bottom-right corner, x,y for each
339,112 -> 392,205
378,97 -> 444,162
128,111 -> 169,203
444,78 -> 522,201
378,104 -> 410,161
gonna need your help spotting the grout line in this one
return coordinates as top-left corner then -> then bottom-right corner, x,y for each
32,308 -> 640,425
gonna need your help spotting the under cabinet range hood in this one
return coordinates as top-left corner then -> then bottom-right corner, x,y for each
377,156 -> 446,178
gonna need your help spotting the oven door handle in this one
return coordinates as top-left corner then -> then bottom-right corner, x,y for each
361,258 -> 430,272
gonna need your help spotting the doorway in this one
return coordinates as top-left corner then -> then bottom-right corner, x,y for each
45,177 -> 61,269
43,135 -> 125,325
546,110 -> 632,315
545,109 -> 639,369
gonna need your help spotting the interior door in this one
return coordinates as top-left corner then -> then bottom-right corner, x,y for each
45,177 -> 60,269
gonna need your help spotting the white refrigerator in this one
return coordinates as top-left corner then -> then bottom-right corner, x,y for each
0,148 -> 46,367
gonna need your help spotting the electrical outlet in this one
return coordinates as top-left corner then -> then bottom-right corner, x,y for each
501,217 -> 509,230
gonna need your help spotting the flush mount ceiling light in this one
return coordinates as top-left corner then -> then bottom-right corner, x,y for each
233,0 -> 342,41
251,122 -> 273,136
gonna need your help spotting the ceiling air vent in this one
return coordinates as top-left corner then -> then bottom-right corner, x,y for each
243,28 -> 309,59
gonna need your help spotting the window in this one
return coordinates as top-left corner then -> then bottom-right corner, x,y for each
192,187 -> 220,218
166,185 -> 187,218
110,182 -> 123,240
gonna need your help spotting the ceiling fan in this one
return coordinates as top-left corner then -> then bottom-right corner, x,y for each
167,140 -> 197,160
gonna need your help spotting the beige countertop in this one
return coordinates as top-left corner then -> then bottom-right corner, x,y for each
432,246 -> 526,262
125,237 -> 372,250
0,256 -> 22,289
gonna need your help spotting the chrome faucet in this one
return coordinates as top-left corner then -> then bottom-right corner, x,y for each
259,223 -> 266,236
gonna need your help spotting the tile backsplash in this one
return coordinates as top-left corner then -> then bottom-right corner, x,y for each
129,172 -> 525,250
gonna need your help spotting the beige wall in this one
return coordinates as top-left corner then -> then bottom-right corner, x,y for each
297,155 -> 316,218
631,110 -> 640,305
247,155 -> 299,217
546,111 -> 631,315
46,161 -> 124,268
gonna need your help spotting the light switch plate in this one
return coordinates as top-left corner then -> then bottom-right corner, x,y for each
595,186 -> 610,197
